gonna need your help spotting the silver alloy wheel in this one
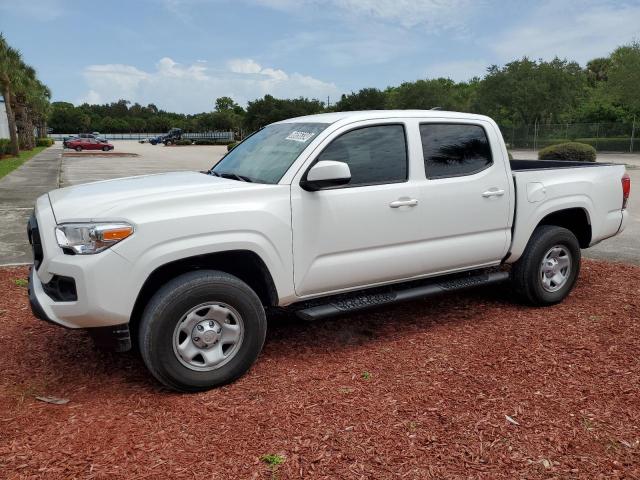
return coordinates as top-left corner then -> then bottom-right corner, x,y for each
172,302 -> 244,371
539,245 -> 572,292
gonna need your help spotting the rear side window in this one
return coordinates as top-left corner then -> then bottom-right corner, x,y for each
317,124 -> 407,186
420,124 -> 492,179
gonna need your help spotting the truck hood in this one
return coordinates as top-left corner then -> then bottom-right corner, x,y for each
48,171 -> 262,221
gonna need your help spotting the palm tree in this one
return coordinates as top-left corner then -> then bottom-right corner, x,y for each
0,34 -> 21,156
12,63 -> 39,150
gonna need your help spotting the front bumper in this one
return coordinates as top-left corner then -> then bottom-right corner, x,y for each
27,195 -> 136,333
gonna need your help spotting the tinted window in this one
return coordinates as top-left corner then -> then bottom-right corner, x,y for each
420,124 -> 492,179
317,125 -> 407,186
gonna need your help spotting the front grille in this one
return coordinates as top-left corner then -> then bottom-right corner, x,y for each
27,213 -> 43,270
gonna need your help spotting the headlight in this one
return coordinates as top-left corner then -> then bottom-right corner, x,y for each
55,223 -> 133,254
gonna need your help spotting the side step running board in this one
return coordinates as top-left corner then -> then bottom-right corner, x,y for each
294,270 -> 510,321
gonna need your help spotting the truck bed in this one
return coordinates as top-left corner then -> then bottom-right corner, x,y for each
508,160 -> 626,263
510,159 -> 615,171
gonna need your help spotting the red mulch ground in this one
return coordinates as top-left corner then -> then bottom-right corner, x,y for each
1,260 -> 639,479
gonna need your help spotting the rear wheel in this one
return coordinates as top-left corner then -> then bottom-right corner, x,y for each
75,146 -> 82,152
165,140 -> 173,146
511,225 -> 581,306
138,270 -> 267,392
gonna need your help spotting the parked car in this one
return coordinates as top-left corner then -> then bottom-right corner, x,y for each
64,133 -> 107,148
62,136 -> 77,148
66,137 -> 114,152
148,135 -> 165,145
28,110 -> 630,392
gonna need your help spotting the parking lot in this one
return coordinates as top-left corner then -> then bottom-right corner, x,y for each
0,142 -> 227,264
60,140 -> 227,186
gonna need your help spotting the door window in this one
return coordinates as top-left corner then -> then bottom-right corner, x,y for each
316,124 -> 407,187
420,124 -> 493,179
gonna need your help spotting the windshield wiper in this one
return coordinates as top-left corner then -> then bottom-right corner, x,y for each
216,171 -> 253,183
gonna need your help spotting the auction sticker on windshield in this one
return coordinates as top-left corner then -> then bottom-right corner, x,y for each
286,131 -> 315,142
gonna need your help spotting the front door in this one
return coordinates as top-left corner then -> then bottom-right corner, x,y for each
291,122 -> 426,297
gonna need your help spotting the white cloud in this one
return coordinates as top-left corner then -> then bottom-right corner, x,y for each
491,1 -> 640,64
333,0 -> 475,29
253,0 -> 476,29
78,57 -> 340,113
228,59 -> 263,74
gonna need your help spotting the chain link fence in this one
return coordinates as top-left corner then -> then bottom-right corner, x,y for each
499,121 -> 638,152
48,131 -> 235,142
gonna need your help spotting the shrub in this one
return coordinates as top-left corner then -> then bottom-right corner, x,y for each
174,139 -> 193,146
573,137 -> 631,152
538,142 -> 597,162
227,142 -> 238,151
194,139 -> 217,145
0,138 -> 11,156
36,138 -> 55,147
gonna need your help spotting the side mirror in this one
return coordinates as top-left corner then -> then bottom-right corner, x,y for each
301,160 -> 351,191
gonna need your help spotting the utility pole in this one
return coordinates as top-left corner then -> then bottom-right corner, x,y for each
327,96 -> 330,109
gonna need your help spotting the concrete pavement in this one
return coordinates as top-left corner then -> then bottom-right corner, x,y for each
61,141 -> 226,186
0,145 -> 62,264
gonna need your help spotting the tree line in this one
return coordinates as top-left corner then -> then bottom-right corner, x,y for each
49,41 -> 640,138
0,34 -> 51,156
7,37 -> 639,144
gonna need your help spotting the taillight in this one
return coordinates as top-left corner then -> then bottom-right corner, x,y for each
622,173 -> 630,209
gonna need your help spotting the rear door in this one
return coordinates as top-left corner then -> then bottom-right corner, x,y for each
415,121 -> 511,273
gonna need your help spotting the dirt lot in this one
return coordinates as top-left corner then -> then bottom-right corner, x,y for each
1,260 -> 639,479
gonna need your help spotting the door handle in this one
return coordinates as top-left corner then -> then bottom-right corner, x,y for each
481,189 -> 505,198
389,198 -> 418,208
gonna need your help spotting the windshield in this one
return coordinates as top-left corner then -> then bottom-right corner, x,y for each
212,122 -> 329,184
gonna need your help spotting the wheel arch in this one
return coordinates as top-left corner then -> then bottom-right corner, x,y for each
537,207 -> 592,248
129,250 -> 278,335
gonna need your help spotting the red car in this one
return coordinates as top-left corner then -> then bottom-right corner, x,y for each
66,138 -> 114,152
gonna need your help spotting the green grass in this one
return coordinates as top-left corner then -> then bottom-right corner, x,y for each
260,453 -> 285,479
260,454 -> 285,467
13,279 -> 28,288
0,146 -> 48,180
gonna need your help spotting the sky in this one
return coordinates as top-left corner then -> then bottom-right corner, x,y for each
0,0 -> 639,114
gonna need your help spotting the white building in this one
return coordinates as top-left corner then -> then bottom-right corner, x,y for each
0,96 -> 9,139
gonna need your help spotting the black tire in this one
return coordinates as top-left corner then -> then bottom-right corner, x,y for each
138,270 -> 266,392
511,225 -> 581,306
165,140 -> 172,146
75,146 -> 82,152
102,145 -> 109,152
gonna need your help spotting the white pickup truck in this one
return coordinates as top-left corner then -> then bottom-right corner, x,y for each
28,110 -> 630,391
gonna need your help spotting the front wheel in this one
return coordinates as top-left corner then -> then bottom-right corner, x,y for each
75,146 -> 82,152
102,146 -> 109,151
138,270 -> 267,392
511,225 -> 581,306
